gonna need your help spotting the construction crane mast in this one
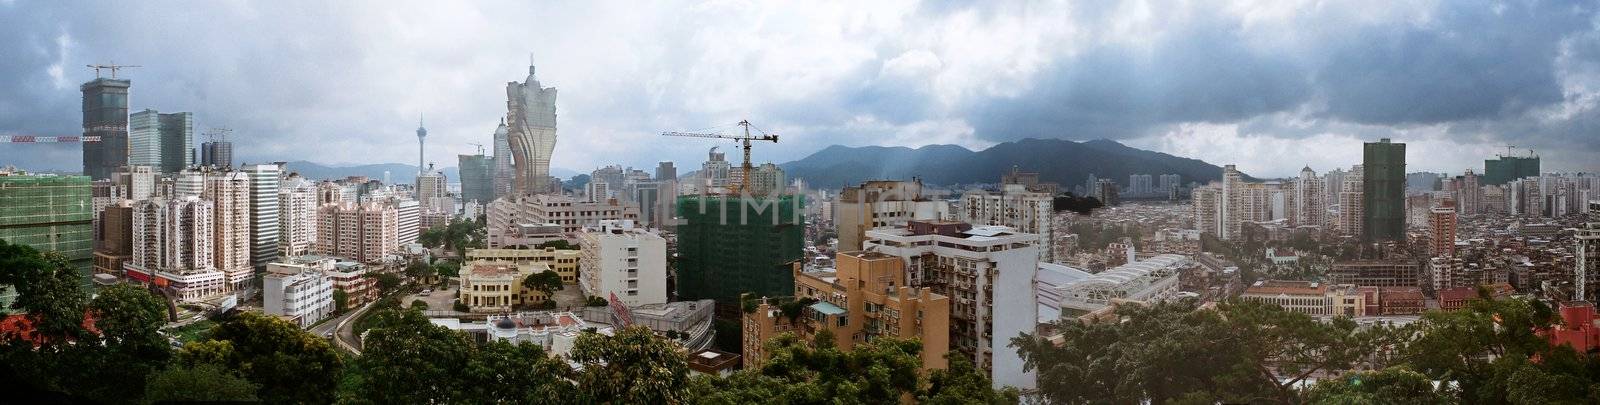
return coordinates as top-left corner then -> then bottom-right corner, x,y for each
662,120 -> 778,193
467,143 -> 485,155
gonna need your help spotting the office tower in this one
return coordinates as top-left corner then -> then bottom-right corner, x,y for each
416,169 -> 448,214
674,194 -> 803,305
1363,139 -> 1406,242
459,153 -> 494,206
1429,203 -> 1457,258
278,177 -> 318,258
1339,165 -> 1364,237
241,164 -> 281,267
962,183 -> 1054,262
864,220 -> 1039,390
316,202 -> 398,264
1293,167 -> 1325,227
0,172 -> 94,264
577,220 -> 668,306
389,198 -> 420,246
81,77 -> 132,180
128,197 -> 225,301
747,163 -> 785,196
836,180 -> 950,252
128,109 -> 194,173
93,200 -> 134,276
491,119 -> 514,200
204,171 -> 253,291
201,132 -> 233,169
1483,152 -> 1540,186
656,161 -> 676,181
701,147 -> 731,190
506,61 -> 558,195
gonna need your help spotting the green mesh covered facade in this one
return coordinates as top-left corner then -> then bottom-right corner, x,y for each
0,175 -> 93,262
1363,139 -> 1406,242
675,194 -> 804,305
1483,155 -> 1540,186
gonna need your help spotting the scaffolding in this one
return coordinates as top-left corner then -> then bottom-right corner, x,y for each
674,194 -> 804,306
0,175 -> 93,262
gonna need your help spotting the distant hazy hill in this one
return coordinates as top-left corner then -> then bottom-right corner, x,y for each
779,138 -> 1229,190
281,160 -> 579,185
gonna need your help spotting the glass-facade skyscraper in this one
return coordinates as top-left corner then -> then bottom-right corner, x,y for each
506,62 -> 558,195
81,78 -> 131,180
1362,138 -> 1406,242
457,154 -> 494,205
128,109 -> 194,173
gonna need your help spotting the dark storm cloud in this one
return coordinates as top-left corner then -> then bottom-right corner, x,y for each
969,17 -> 1312,140
1313,0 -> 1590,125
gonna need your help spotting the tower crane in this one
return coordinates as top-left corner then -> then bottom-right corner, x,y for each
467,143 -> 485,155
662,120 -> 778,193
204,127 -> 232,143
87,62 -> 141,79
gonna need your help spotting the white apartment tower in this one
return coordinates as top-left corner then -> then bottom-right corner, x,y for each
960,184 -> 1054,263
578,220 -> 668,306
264,261 -> 335,328
278,177 -> 319,258
864,221 -> 1040,390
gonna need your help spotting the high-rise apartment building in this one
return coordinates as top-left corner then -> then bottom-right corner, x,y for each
93,200 -> 134,277
746,163 -> 785,196
278,177 -> 318,258
1094,179 -> 1120,206
458,153 -> 494,206
863,220 -> 1039,390
1338,165 -> 1365,237
675,194 -> 804,305
113,165 -> 158,201
656,161 -> 677,181
961,183 -> 1054,262
128,109 -> 194,173
1158,174 -> 1181,198
391,198 -> 419,246
0,172 -> 94,265
1193,184 -> 1222,237
416,170 -> 449,214
491,119 -> 514,200
578,220 -> 667,306
1129,174 -> 1153,196
506,62 -> 558,195
1429,204 -> 1457,258
1293,167 -> 1325,227
835,180 -> 950,252
316,201 -> 398,264
241,164 -> 281,267
81,77 -> 132,180
1362,139 -> 1406,242
1455,169 -> 1482,215
127,197 -> 225,301
204,171 -> 254,292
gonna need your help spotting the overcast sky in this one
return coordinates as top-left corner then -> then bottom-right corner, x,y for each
1,0 -> 1596,178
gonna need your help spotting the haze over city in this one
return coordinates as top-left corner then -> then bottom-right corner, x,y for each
3,0 -> 1598,177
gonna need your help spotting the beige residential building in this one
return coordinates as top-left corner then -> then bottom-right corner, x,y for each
126,197 -> 227,301
487,194 -> 640,244
204,171 -> 253,291
742,250 -> 951,372
960,184 -> 1054,263
466,247 -> 581,284
1240,280 -> 1367,317
835,180 -> 949,252
315,202 -> 398,264
1338,165 -> 1364,237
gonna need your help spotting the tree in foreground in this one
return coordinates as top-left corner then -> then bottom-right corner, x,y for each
351,309 -> 576,403
691,331 -> 931,404
145,363 -> 260,402
1304,366 -> 1452,404
176,312 -> 343,403
569,325 -> 692,404
522,270 -> 564,297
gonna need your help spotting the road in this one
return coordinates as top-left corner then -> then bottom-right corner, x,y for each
313,301 -> 376,354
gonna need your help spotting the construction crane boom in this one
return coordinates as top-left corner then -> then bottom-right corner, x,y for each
660,120 -> 778,194
467,143 -> 485,155
0,136 -> 102,143
86,62 -> 141,79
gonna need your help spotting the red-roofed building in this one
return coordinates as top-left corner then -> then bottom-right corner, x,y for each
1438,283 -> 1515,311
0,313 -> 100,346
1545,302 -> 1600,352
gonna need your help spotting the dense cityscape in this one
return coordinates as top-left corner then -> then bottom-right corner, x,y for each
3,2 -> 1600,404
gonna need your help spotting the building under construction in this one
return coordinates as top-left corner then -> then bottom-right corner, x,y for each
0,172 -> 94,263
673,194 -> 804,308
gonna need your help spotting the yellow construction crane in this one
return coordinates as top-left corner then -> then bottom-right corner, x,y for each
662,120 -> 778,193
